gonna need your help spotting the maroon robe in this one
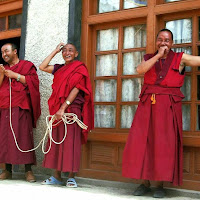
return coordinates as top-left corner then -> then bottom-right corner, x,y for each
43,61 -> 94,172
0,60 -> 41,165
122,50 -> 184,186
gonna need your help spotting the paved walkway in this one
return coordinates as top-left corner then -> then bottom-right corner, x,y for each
0,172 -> 200,200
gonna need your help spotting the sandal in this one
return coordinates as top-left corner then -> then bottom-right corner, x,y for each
41,176 -> 63,185
66,178 -> 77,188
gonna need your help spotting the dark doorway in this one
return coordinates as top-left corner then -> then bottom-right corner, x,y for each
0,37 -> 20,65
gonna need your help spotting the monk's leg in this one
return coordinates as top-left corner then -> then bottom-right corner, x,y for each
53,170 -> 62,181
142,179 -> 150,187
68,172 -> 75,178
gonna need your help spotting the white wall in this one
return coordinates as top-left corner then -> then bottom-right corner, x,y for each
24,0 -> 70,175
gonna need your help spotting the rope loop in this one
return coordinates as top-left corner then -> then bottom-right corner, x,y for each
8,78 -> 87,154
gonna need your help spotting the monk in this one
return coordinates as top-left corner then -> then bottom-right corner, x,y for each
0,43 -> 41,182
122,29 -> 200,198
39,43 -> 94,187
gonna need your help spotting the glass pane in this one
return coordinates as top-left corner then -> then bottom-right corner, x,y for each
98,0 -> 120,13
124,24 -> 146,49
122,78 -> 142,102
166,19 -> 192,44
121,105 -> 137,128
8,14 -> 22,30
97,28 -> 118,51
96,54 -> 118,76
181,76 -> 191,101
95,105 -> 116,128
199,17 -> 200,41
197,75 -> 200,100
172,47 -> 192,72
123,51 -> 145,75
182,104 -> 190,131
196,105 -> 200,130
124,0 -> 147,9
0,17 -> 6,31
95,79 -> 117,102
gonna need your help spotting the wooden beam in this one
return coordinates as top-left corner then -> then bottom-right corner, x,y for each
87,7 -> 148,25
0,0 -> 22,14
154,0 -> 200,15
0,29 -> 21,40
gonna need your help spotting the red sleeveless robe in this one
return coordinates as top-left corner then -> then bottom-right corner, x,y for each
122,50 -> 184,186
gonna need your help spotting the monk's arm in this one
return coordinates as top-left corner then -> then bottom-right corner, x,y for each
181,53 -> 200,69
55,87 -> 80,120
39,43 -> 65,73
137,46 -> 167,74
136,54 -> 161,74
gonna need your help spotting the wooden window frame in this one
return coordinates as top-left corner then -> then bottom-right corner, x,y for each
0,0 -> 22,40
81,0 -> 200,145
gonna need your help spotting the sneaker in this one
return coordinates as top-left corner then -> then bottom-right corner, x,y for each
133,184 -> 151,196
153,186 -> 166,198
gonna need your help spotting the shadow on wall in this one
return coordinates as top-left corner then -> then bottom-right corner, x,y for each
0,37 -> 21,64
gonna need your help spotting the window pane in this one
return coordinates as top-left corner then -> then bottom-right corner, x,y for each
97,28 -> 118,51
197,105 -> 200,130
199,17 -> 200,41
172,47 -> 192,72
123,51 -> 145,75
8,14 -> 22,30
121,105 -> 137,128
122,78 -> 142,102
181,76 -> 191,101
95,105 -> 116,128
98,0 -> 119,13
96,54 -> 118,76
182,104 -> 190,131
166,19 -> 192,44
124,25 -> 146,49
197,75 -> 200,100
124,0 -> 147,9
95,79 -> 117,102
0,17 -> 6,31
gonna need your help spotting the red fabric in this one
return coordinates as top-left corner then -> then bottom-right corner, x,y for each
0,60 -> 41,127
48,60 -> 94,144
42,106 -> 82,172
144,50 -> 184,87
0,107 -> 36,164
122,51 -> 184,186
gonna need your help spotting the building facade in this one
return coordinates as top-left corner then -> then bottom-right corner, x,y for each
0,0 -> 200,191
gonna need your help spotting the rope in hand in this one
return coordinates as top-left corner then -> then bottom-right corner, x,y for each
8,78 -> 88,154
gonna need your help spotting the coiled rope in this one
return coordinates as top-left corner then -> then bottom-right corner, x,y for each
8,78 -> 87,154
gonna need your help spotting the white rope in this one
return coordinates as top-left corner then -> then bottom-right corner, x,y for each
8,78 -> 88,154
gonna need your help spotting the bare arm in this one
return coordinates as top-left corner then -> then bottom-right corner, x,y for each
4,70 -> 26,84
55,87 -> 80,120
39,43 -> 65,73
180,53 -> 200,72
136,46 -> 167,74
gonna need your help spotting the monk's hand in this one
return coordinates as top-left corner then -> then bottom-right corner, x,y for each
0,64 -> 5,74
4,70 -> 18,79
157,46 -> 168,58
55,108 -> 65,120
55,43 -> 65,53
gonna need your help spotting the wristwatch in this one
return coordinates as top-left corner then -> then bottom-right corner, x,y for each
66,100 -> 71,106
